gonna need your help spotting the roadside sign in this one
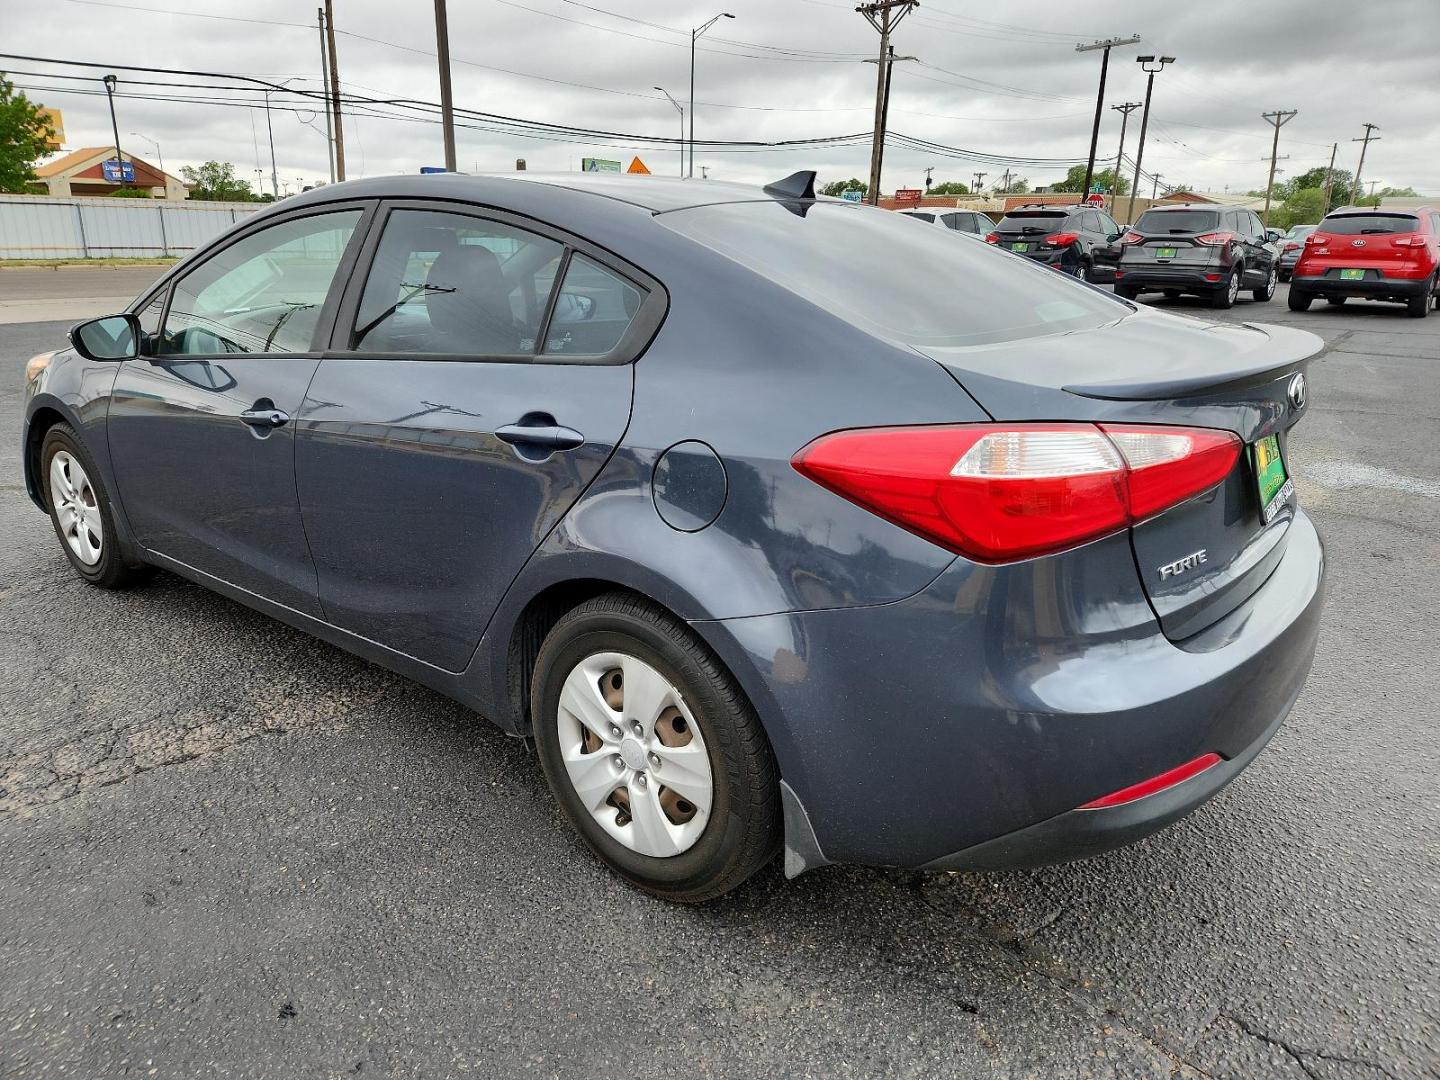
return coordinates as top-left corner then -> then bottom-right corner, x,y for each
894,188 -> 922,206
582,158 -> 621,172
627,157 -> 651,175
420,166 -> 448,174
101,159 -> 136,183
841,189 -> 863,202
39,108 -> 64,151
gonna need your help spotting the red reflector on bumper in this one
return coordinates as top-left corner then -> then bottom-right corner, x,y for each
1078,753 -> 1223,810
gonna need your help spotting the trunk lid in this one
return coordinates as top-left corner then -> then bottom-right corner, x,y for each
1123,208 -> 1227,270
916,310 -> 1324,640
1306,212 -> 1426,274
993,209 -> 1067,255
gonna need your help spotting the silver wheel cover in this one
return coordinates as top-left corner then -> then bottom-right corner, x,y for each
49,451 -> 103,566
556,651 -> 714,858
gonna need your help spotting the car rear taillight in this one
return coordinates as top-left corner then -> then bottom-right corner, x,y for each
984,232 -> 999,244
1392,235 -> 1423,247
1282,241 -> 1300,252
1194,231 -> 1236,246
1077,753 -> 1223,809
1045,232 -> 1080,247
1304,233 -> 1324,245
791,423 -> 1242,563
1120,231 -> 1144,244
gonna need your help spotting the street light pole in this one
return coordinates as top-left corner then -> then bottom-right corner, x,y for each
101,74 -> 125,185
1075,36 -> 1140,200
655,87 -> 685,177
1125,55 -> 1174,227
127,132 -> 162,178
689,12 -> 735,179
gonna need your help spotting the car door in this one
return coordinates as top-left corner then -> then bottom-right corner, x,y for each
1239,210 -> 1273,283
1090,208 -> 1123,279
106,203 -> 372,614
294,202 -> 658,671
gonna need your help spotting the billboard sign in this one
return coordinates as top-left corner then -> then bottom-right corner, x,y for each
419,166 -> 448,174
894,188 -> 922,206
841,189 -> 863,202
39,108 -> 64,151
582,158 -> 622,173
101,159 -> 136,183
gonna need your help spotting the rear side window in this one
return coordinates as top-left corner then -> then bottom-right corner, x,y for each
997,210 -> 1066,232
662,201 -> 1126,348
1134,209 -> 1221,234
1319,213 -> 1421,235
352,209 -> 563,355
904,212 -> 936,223
543,255 -> 644,357
160,210 -> 361,356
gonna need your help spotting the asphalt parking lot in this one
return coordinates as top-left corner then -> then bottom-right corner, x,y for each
1,269 -> 1437,1078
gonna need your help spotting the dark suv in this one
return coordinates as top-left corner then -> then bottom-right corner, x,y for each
985,204 -> 1122,282
1114,204 -> 1279,309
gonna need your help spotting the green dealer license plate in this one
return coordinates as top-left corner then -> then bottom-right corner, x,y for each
1155,247 -> 1178,259
1340,268 -> 1366,280
1254,434 -> 1294,524
1010,242 -> 1029,252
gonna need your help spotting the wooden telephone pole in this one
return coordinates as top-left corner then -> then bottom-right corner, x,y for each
1351,123 -> 1380,204
324,0 -> 345,181
1260,109 -> 1297,226
857,0 -> 918,206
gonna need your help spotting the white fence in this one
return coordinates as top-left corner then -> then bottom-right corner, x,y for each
0,195 -> 265,260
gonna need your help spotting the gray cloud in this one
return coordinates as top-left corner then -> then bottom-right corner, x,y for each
7,0 -> 1438,196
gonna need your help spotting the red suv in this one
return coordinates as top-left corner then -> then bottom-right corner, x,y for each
1290,205 -> 1440,318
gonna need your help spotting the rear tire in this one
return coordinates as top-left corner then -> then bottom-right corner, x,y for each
1278,270 -> 1292,283
1253,264 -> 1278,303
1163,289 -> 1181,300
40,424 -> 148,590
1115,283 -> 1140,300
532,592 -> 781,903
1288,289 -> 1314,312
1211,267 -> 1240,309
1408,275 -> 1436,318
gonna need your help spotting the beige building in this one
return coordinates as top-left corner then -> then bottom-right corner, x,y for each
33,147 -> 188,200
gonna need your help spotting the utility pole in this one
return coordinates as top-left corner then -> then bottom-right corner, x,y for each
998,168 -> 1012,194
1109,101 -> 1140,214
1320,141 -> 1338,213
690,12 -> 736,178
923,165 -> 933,191
1125,55 -> 1174,227
1259,109 -> 1297,226
1075,35 -> 1140,199
1151,173 -> 1164,200
325,0 -> 345,181
101,74 -> 125,184
857,0 -> 918,206
433,0 -> 457,171
1351,123 -> 1380,204
862,45 -> 915,203
972,171 -> 987,195
317,8 -> 335,183
263,88 -> 279,196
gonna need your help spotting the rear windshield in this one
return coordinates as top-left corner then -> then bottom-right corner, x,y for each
1284,225 -> 1317,240
662,201 -> 1127,348
1134,209 -> 1220,234
1319,213 -> 1420,235
996,210 -> 1066,232
902,212 -> 936,223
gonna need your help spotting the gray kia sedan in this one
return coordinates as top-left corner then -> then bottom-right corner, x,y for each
22,171 -> 1326,901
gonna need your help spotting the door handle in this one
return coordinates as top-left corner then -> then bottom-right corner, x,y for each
240,407 -> 290,428
495,421 -> 584,452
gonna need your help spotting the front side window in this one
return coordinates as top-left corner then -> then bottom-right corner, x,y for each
543,254 -> 644,357
159,211 -> 360,356
353,209 -> 563,355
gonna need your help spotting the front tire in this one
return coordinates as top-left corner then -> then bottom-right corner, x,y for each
40,423 -> 147,589
532,593 -> 780,902
1253,263 -> 1278,302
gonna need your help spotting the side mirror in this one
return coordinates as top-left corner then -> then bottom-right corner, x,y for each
70,313 -> 141,362
553,292 -> 596,325
1107,231 -> 1124,243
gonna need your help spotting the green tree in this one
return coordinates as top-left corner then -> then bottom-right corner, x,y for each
1270,187 -> 1325,231
927,180 -> 969,195
1049,165 -> 1128,196
180,160 -> 257,201
110,186 -> 152,199
0,74 -> 57,193
995,177 -> 1029,195
820,177 -> 867,197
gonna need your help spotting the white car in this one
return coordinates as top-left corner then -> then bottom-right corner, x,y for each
896,208 -> 994,236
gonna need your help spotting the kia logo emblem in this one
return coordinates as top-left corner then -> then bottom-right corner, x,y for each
1288,373 -> 1307,411
1351,238 -> 1366,247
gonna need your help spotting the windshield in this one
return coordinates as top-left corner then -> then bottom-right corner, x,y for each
661,201 -> 1127,348
1285,225 -> 1317,240
1134,209 -> 1221,234
996,211 -> 1066,233
1319,213 -> 1420,235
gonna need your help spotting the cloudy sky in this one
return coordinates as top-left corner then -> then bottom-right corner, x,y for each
6,0 -> 1438,198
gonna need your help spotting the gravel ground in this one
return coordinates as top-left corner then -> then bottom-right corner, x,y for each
1,285 -> 1436,1079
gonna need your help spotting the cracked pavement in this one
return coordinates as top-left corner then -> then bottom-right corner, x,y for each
1,282 -> 1437,1078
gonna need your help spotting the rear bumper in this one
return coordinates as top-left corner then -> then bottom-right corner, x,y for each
1292,272 -> 1432,298
1115,266 -> 1224,290
702,508 -> 1325,874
